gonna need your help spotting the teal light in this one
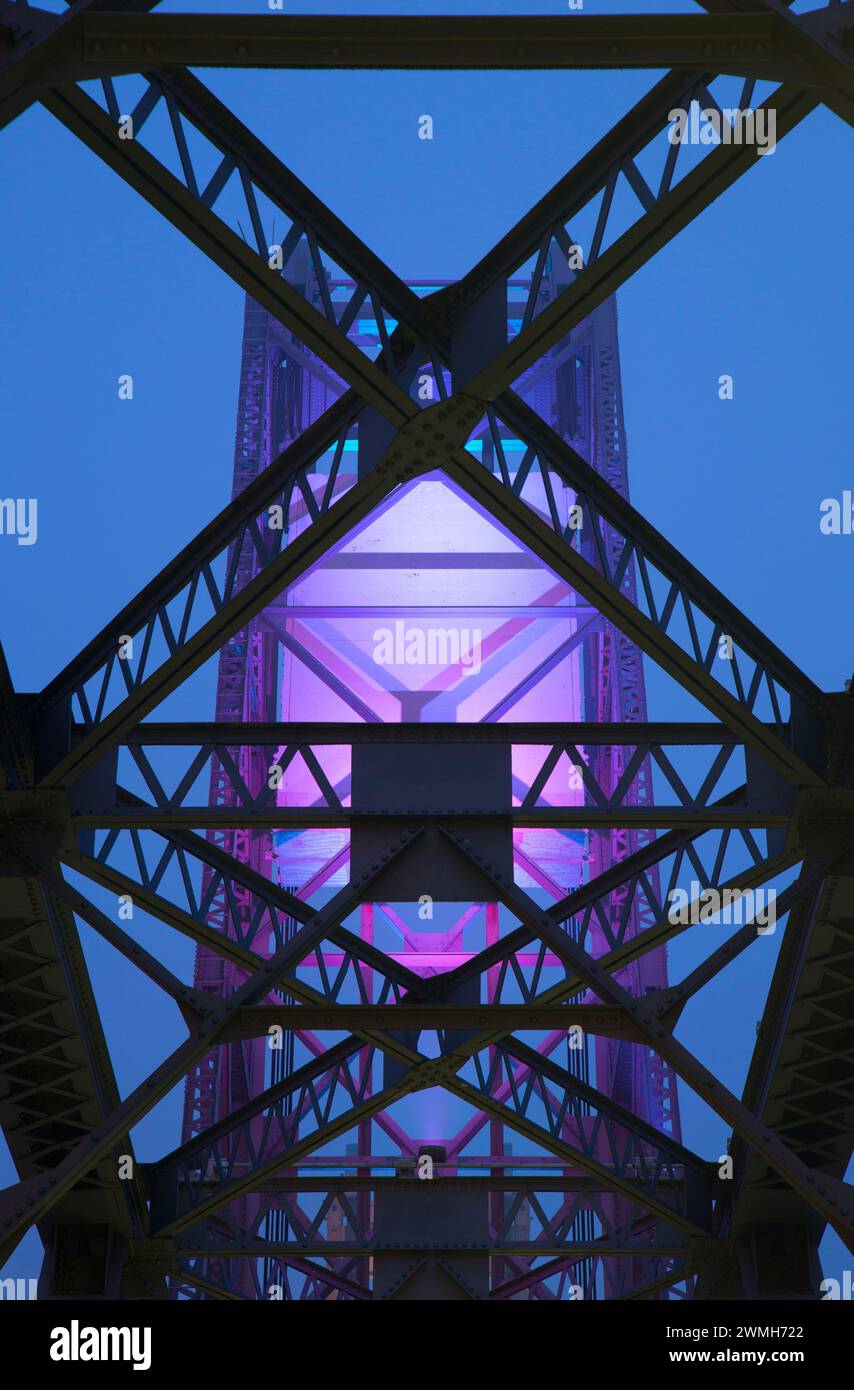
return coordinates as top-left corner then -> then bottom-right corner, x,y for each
356,318 -> 398,335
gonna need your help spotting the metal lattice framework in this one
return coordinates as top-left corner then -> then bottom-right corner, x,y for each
2,0 -> 854,1302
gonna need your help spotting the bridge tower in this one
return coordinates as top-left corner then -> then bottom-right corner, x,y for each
175,254 -> 684,1299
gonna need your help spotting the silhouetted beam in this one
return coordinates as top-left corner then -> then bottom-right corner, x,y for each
35,396 -> 384,787
218,1003 -> 643,1041
443,440 -> 824,787
109,721 -> 748,746
176,1235 -> 707,1259
39,78 -> 424,420
70,806 -> 786,829
162,1175 -> 690,1193
17,12 -> 815,80
461,82 -> 817,398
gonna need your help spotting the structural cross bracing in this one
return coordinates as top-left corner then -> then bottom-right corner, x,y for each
1,0 -> 853,1303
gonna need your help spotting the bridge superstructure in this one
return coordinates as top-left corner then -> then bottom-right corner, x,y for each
1,2 -> 853,1303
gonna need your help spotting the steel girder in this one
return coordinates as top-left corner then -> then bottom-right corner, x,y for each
71,713 -> 810,831
93,720 -> 755,745
2,2 -> 854,1302
5,6 -> 854,86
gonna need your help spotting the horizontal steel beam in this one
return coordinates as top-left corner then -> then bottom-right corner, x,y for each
70,806 -> 785,829
176,1235 -> 708,1259
109,720 -> 748,746
218,1003 -> 642,1041
162,1174 -> 690,1193
11,12 -> 820,81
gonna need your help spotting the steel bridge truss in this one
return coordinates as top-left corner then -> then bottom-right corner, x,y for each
2,0 -> 854,1302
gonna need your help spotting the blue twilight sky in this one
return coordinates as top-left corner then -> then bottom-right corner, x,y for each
1,0 -> 853,1289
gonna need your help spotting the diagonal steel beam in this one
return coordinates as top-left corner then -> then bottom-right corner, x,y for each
60,844 -> 434,1012
441,436 -> 824,787
436,1072 -> 708,1237
42,864 -> 207,1021
439,71 -> 700,329
148,1063 -> 414,1238
434,791 -> 774,999
252,1252 -> 370,1301
65,792 -> 439,999
501,389 -> 821,712
34,395 -> 383,787
459,81 -> 817,399
38,78 -> 422,423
